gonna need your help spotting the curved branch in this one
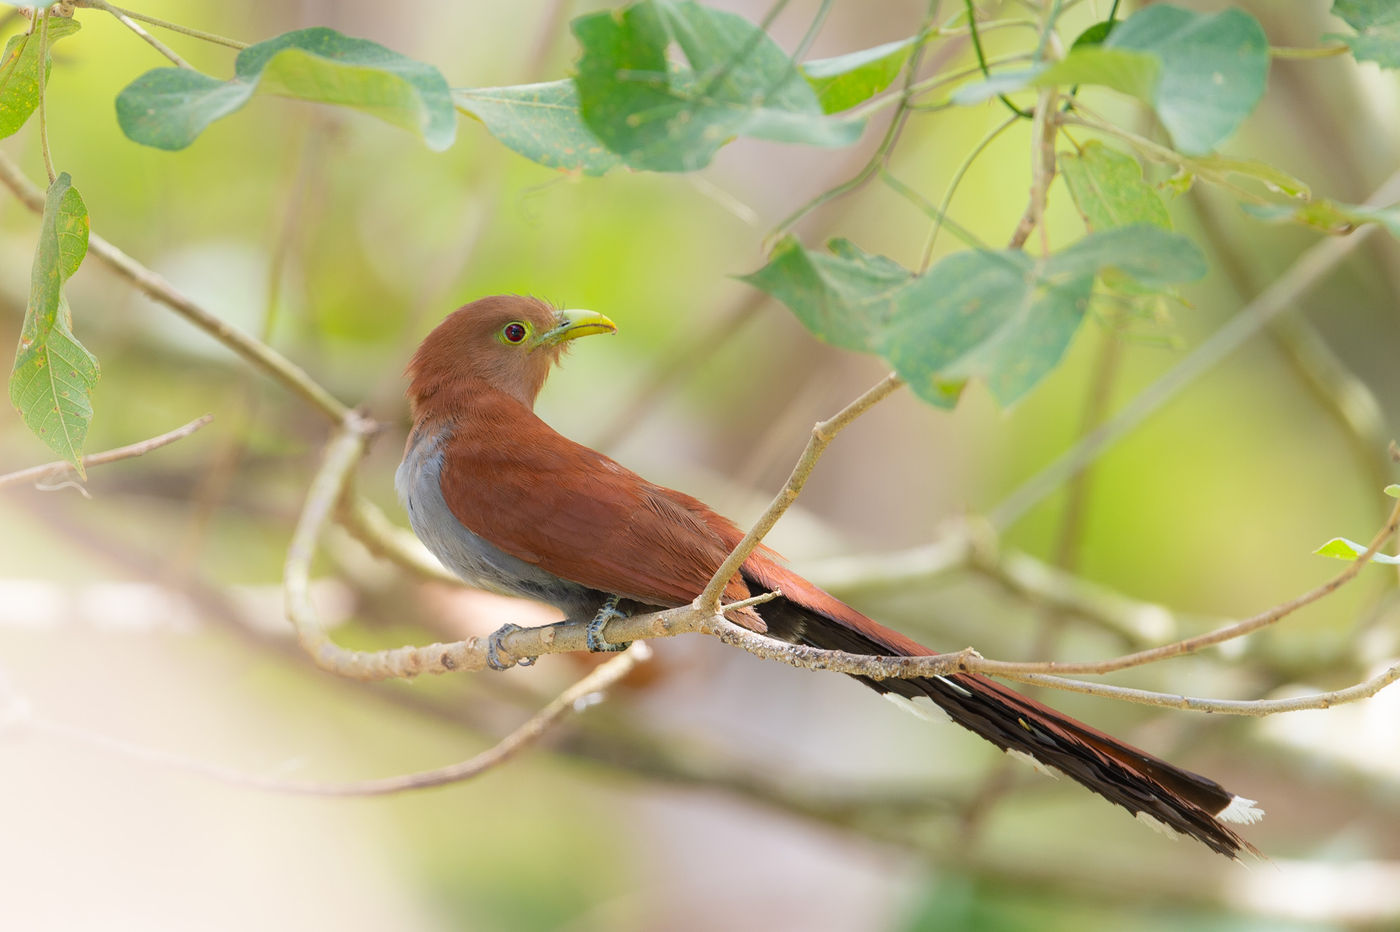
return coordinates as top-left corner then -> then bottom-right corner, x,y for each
971,494 -> 1400,676
0,415 -> 212,488
696,372 -> 904,611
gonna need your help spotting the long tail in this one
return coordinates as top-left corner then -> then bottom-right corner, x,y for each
744,566 -> 1263,858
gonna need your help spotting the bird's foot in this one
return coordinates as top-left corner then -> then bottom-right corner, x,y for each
486,623 -> 536,670
586,596 -> 632,653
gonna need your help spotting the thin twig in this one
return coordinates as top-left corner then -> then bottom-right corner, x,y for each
997,660 -> 1400,716
695,373 -> 905,611
1006,86 -> 1058,250
84,0 -> 192,68
92,3 -> 249,49
0,415 -> 213,489
919,111 -> 1020,268
0,151 -> 351,424
972,495 -> 1400,677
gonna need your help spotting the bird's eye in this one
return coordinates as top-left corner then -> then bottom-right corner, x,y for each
502,322 -> 528,344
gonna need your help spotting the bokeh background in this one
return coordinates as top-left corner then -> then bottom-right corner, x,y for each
3,1 -> 1400,929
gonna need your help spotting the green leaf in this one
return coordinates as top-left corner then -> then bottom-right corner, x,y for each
454,80 -> 620,175
1060,141 -> 1172,231
1106,5 -> 1269,155
1031,46 -> 1160,100
744,227 -> 1204,408
881,250 -> 1091,407
1188,156 -> 1311,198
949,67 -> 1043,106
1328,1 -> 1400,68
115,27 -> 455,151
737,236 -> 910,352
1071,20 -> 1118,49
9,172 -> 98,476
801,37 -> 913,114
572,0 -> 863,172
1241,199 -> 1400,237
1045,225 -> 1206,288
1314,537 -> 1400,564
0,17 -> 80,139
1385,484 -> 1400,498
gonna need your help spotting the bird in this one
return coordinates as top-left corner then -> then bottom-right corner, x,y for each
396,294 -> 1263,858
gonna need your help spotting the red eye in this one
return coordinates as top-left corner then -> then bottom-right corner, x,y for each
502,322 -> 527,343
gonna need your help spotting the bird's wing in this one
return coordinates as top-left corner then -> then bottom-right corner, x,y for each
438,407 -> 757,615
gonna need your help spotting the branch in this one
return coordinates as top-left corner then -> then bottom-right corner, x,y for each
0,151 -> 351,425
1006,85 -> 1059,250
971,494 -> 1400,677
695,372 -> 905,611
0,415 -> 212,489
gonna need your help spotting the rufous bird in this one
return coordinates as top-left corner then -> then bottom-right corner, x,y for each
397,295 -> 1263,857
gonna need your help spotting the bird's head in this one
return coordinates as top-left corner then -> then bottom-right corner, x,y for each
406,295 -> 616,412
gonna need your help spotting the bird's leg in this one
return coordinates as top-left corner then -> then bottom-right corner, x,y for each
586,595 -> 632,653
486,622 -> 537,671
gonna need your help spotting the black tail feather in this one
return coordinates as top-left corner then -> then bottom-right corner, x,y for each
751,585 -> 1260,858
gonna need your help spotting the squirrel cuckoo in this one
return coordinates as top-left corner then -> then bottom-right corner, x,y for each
397,295 -> 1263,858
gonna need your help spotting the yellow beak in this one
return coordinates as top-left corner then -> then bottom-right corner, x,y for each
537,309 -> 617,347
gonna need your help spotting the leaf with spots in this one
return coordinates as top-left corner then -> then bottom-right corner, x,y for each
454,80 -> 621,176
0,16 -> 80,139
736,235 -> 910,352
801,37 -> 914,114
744,227 -> 1205,408
1060,141 -> 1171,232
1328,0 -> 1400,69
1105,5 -> 1269,155
10,172 -> 99,476
1242,198 -> 1400,238
115,27 -> 455,151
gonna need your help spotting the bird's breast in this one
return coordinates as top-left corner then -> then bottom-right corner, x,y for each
396,428 -> 603,620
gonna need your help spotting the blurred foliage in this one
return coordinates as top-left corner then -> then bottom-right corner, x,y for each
2,1 -> 1400,930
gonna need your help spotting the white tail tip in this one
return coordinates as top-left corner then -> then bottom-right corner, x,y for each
1217,795 -> 1265,825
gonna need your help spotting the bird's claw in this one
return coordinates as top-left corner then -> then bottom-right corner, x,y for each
486,622 -> 536,670
586,597 -> 632,653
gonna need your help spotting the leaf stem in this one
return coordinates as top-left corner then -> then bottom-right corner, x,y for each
83,0 -> 192,68
74,1 -> 248,49
963,0 -> 1031,119
1270,44 -> 1350,60
919,111 -> 1020,268
36,11 -> 54,184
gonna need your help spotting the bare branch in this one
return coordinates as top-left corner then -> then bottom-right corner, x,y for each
971,494 -> 1400,676
0,415 -> 212,489
998,660 -> 1400,716
695,372 -> 905,612
1006,86 -> 1059,250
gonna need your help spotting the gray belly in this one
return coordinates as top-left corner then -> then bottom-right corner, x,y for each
396,431 -> 605,622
